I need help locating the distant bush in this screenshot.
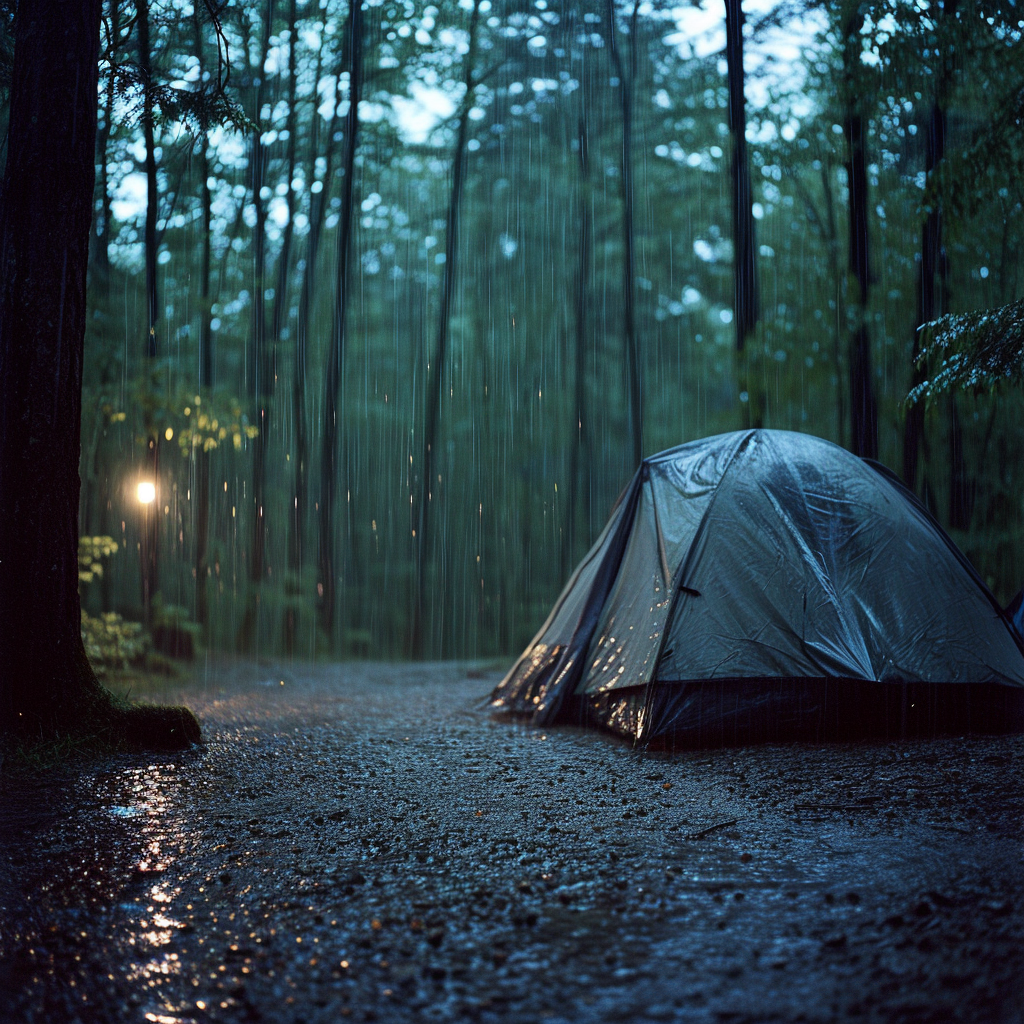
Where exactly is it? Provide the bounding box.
[151,598,202,661]
[78,535,153,674]
[81,610,149,676]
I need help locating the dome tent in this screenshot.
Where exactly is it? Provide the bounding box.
[490,430,1024,746]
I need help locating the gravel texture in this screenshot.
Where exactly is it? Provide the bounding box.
[2,659,1024,1023]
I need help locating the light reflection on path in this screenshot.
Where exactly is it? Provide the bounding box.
[103,764,197,1024]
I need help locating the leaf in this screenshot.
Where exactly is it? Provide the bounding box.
[907,297,1024,403]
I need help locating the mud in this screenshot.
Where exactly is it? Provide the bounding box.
[2,660,1024,1023]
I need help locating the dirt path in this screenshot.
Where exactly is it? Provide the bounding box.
[3,660,1024,1023]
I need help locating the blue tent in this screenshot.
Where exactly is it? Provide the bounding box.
[491,430,1024,746]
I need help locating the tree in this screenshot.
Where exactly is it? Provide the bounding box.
[724,0,760,427]
[238,2,273,652]
[193,6,215,632]
[566,106,592,578]
[287,28,343,652]
[410,0,482,658]
[604,0,643,468]
[0,0,199,749]
[135,0,163,624]
[318,0,363,639]
[842,3,878,460]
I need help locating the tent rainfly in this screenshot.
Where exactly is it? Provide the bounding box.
[490,430,1024,746]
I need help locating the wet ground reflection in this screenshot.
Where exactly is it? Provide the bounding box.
[0,758,200,1022]
[4,662,1024,1023]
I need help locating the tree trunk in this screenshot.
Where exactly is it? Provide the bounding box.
[270,0,298,359]
[411,0,481,658]
[92,0,120,287]
[270,0,299,651]
[566,111,591,579]
[725,0,760,427]
[238,3,273,653]
[194,9,213,632]
[844,8,877,460]
[604,0,643,468]
[136,0,160,622]
[0,0,198,748]
[948,396,973,529]
[903,0,957,493]
[286,24,338,652]
[819,156,846,449]
[318,0,363,640]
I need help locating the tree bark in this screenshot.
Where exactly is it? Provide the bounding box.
[0,0,198,747]
[318,0,363,640]
[410,0,481,658]
[604,0,643,468]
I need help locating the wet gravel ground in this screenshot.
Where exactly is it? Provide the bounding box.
[2,660,1024,1024]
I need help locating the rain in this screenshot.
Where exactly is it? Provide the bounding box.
[2,0,1024,1021]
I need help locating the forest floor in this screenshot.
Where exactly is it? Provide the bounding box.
[2,659,1024,1024]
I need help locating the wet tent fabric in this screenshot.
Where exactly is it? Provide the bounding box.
[490,430,1024,745]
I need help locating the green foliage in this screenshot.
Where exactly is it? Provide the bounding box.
[78,535,118,583]
[173,390,258,454]
[150,597,202,660]
[81,611,149,676]
[908,298,1024,402]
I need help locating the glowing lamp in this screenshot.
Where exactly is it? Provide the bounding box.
[137,481,156,505]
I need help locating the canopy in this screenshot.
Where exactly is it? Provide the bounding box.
[490,430,1024,745]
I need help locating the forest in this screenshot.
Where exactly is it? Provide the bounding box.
[8,0,1023,666]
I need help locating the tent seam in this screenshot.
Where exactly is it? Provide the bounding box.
[639,429,757,740]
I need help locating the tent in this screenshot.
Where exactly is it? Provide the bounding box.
[490,430,1024,746]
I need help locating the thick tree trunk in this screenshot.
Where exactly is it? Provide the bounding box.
[604,0,643,468]
[318,0,363,640]
[0,0,198,748]
[844,9,877,461]
[410,0,480,658]
[725,0,760,427]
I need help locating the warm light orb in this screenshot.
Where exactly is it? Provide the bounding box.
[137,481,156,505]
